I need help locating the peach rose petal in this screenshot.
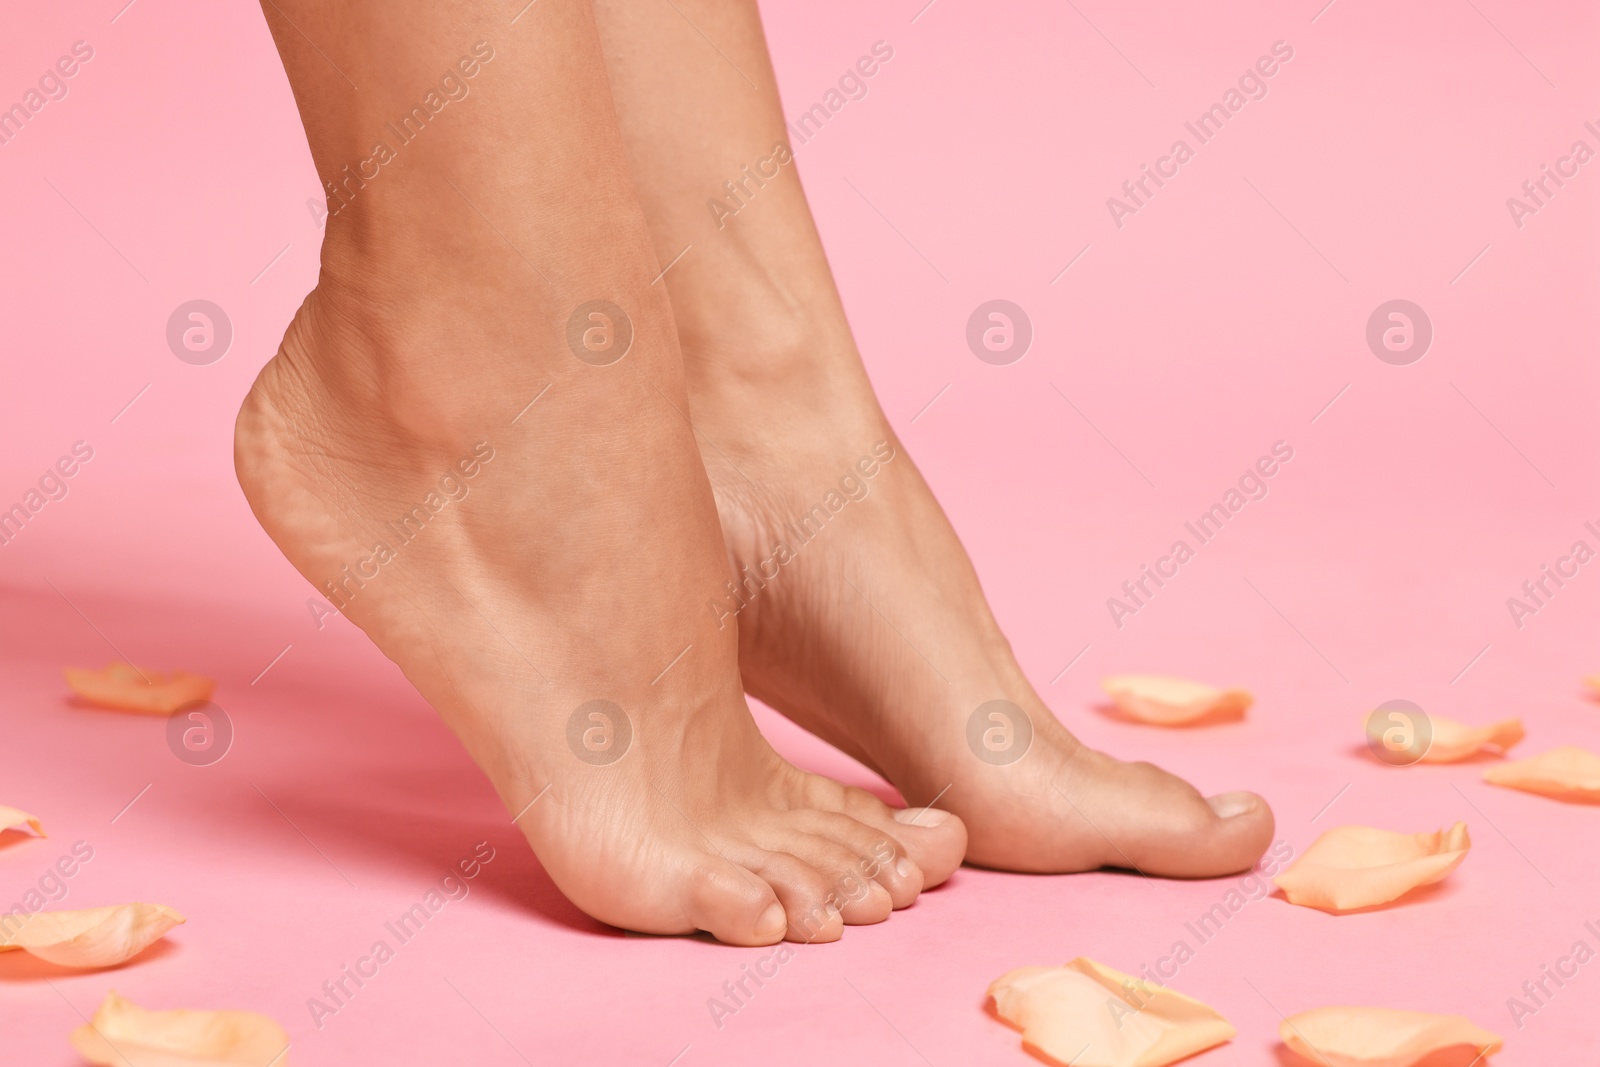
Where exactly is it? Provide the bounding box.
[1484,745,1600,803]
[1416,716,1525,763]
[1100,675,1252,725]
[1280,1005,1502,1067]
[65,663,215,715]
[71,990,290,1067]
[1274,824,1470,913]
[0,805,45,837]
[988,957,1235,1067]
[0,903,184,967]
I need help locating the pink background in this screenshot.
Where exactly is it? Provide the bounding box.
[2,0,1597,1063]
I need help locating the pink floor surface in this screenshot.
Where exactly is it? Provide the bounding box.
[2,0,1597,1063]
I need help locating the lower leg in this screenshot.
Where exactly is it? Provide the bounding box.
[240,0,962,943]
[592,0,1274,875]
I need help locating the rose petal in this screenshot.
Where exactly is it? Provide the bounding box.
[0,805,45,837]
[1414,716,1524,763]
[988,957,1235,1067]
[1274,824,1470,912]
[71,990,290,1067]
[1484,745,1600,803]
[65,663,215,715]
[0,903,184,967]
[1280,1005,1502,1067]
[1100,675,1252,725]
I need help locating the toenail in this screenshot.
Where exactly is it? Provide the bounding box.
[1207,792,1258,819]
[755,902,787,941]
[893,805,951,827]
[894,857,916,881]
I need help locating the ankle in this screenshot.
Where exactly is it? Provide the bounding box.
[264,272,512,454]
[677,294,883,431]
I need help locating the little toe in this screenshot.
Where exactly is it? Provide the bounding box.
[743,849,846,943]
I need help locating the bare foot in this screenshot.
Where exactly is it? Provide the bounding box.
[234,250,964,943]
[572,0,1270,878]
[683,336,1274,877]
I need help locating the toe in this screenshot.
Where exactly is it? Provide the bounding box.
[1117,765,1275,878]
[791,810,924,909]
[743,849,846,943]
[772,833,894,926]
[682,858,789,947]
[829,786,966,890]
[887,805,967,889]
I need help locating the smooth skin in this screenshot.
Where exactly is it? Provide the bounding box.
[590,0,1275,875]
[238,0,964,946]
[237,0,1272,949]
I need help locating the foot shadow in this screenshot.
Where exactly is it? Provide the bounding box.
[177,760,602,939]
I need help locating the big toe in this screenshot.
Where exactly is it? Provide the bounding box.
[1117,769,1275,878]
[887,805,967,888]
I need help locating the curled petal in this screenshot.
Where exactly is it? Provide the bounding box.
[1484,745,1600,803]
[1280,1005,1502,1067]
[65,663,214,715]
[1274,824,1470,912]
[71,990,290,1067]
[1100,675,1252,726]
[0,903,184,967]
[1416,716,1524,763]
[989,957,1235,1067]
[0,805,44,837]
